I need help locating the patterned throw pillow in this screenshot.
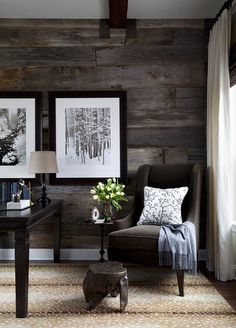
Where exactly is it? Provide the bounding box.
[137,186,188,226]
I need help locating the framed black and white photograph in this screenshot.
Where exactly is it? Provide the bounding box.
[0,92,41,180]
[49,91,127,184]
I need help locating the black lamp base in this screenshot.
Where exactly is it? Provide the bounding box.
[38,194,51,206]
[38,176,51,206]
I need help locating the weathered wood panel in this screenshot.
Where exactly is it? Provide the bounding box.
[128,87,175,99]
[96,46,204,66]
[0,29,95,46]
[164,148,188,164]
[0,47,96,67]
[128,127,205,147]
[127,107,204,128]
[110,28,126,38]
[0,19,100,29]
[128,147,163,172]
[128,95,175,111]
[176,87,205,98]
[126,28,174,46]
[187,148,206,163]
[0,18,208,250]
[137,20,205,29]
[175,98,204,109]
[0,29,125,48]
[164,147,205,164]
[174,29,205,45]
[0,64,205,90]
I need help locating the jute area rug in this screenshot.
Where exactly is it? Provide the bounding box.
[0,263,235,328]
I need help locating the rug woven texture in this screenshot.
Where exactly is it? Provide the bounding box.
[0,263,235,328]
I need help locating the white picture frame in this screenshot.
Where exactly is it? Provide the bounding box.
[49,91,127,184]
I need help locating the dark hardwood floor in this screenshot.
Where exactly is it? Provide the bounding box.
[199,262,236,311]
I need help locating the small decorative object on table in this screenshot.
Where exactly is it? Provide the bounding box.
[7,179,32,210]
[91,207,100,221]
[91,178,128,222]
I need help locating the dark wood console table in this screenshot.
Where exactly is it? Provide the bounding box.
[0,199,62,318]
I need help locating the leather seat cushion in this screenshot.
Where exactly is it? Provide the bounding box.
[108,225,161,251]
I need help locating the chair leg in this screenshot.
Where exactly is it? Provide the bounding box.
[176,270,184,296]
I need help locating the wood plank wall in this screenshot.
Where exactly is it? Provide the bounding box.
[0,18,208,250]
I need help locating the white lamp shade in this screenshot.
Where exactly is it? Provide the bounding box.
[28,151,59,174]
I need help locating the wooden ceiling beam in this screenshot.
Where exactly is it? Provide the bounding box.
[109,0,128,28]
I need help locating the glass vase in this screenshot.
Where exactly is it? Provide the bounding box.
[102,201,117,221]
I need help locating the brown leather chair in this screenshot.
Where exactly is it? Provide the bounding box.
[107,164,203,296]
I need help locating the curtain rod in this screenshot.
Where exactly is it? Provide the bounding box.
[211,0,234,29]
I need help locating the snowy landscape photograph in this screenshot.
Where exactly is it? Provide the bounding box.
[0,107,26,166]
[49,91,127,183]
[0,93,39,179]
[65,107,111,166]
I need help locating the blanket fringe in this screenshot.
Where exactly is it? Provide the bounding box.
[158,221,197,275]
[159,252,197,274]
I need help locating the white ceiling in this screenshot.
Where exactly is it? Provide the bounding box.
[0,0,224,19]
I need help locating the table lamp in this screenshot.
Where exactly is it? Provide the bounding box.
[28,151,59,205]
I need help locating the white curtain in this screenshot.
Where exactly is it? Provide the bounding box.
[207,4,235,281]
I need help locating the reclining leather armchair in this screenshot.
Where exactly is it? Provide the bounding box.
[108,164,203,296]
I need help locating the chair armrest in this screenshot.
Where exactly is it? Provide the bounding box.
[186,164,203,250]
[113,211,136,230]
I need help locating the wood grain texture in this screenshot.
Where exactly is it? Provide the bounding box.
[128,147,163,172]
[128,127,205,147]
[96,46,204,66]
[0,19,100,29]
[0,47,96,67]
[127,107,204,128]
[164,148,188,164]
[0,63,205,90]
[0,23,125,48]
[174,29,205,45]
[126,28,174,46]
[137,19,205,29]
[0,18,208,249]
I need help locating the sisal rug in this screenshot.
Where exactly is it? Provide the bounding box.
[0,263,235,328]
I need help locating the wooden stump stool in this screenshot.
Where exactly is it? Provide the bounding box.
[83,261,128,312]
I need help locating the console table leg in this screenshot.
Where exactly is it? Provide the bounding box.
[15,230,29,318]
[53,210,61,263]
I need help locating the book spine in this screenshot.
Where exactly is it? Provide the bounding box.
[23,185,30,199]
[6,182,11,202]
[2,182,5,203]
[11,182,17,194]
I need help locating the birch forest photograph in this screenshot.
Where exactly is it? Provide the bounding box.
[65,107,111,165]
[0,107,26,166]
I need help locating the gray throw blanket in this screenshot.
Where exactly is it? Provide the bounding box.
[158,221,197,275]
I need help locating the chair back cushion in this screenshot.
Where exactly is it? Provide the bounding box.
[133,164,196,225]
